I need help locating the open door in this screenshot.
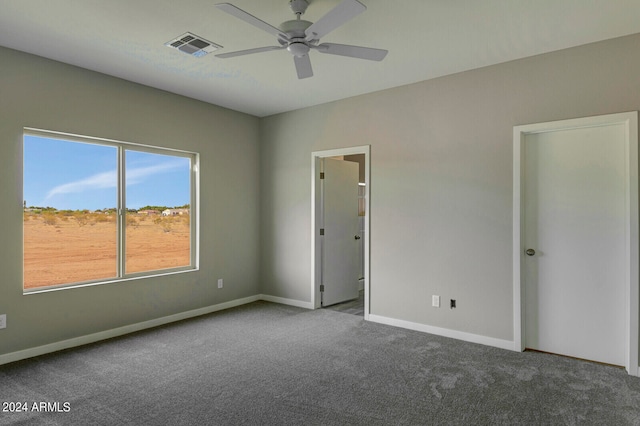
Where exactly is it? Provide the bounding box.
[320,158,360,306]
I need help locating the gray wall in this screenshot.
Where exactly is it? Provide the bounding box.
[3,32,640,360]
[0,46,261,355]
[259,33,640,343]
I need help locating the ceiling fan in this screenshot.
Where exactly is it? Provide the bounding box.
[215,0,388,79]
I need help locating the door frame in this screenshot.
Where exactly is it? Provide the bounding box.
[311,146,370,318]
[513,111,639,376]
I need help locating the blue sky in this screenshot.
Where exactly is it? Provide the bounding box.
[24,135,191,211]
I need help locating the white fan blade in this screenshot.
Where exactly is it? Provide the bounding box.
[216,45,285,58]
[314,43,388,61]
[293,55,313,79]
[305,0,366,41]
[216,3,286,39]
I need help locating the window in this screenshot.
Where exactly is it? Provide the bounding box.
[23,129,198,292]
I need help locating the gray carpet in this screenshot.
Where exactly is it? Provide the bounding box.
[1,301,640,425]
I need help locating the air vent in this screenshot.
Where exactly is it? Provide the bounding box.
[165,32,222,58]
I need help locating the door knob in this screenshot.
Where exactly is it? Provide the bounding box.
[354,235,361,240]
[525,248,536,256]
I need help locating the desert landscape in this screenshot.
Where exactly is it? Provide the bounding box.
[23,210,190,289]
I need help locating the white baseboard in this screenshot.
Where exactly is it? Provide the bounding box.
[259,294,314,310]
[367,314,514,351]
[0,295,260,366]
[0,295,523,367]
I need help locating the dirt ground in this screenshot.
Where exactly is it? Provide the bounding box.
[23,213,190,289]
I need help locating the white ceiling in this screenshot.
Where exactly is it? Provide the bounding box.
[2,0,640,117]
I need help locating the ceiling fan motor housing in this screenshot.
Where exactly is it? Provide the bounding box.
[279,19,312,38]
[280,19,313,56]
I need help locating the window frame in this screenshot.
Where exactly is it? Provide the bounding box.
[23,127,200,294]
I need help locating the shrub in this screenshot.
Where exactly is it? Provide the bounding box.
[75,214,88,227]
[94,213,112,223]
[127,215,139,229]
[43,212,58,226]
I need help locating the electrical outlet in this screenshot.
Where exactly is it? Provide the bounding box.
[432,295,440,308]
[217,279,223,289]
[450,299,456,309]
[0,314,6,329]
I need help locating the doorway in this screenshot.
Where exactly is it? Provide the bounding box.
[312,146,370,319]
[513,112,639,376]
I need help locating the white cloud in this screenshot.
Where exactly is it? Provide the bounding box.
[45,170,116,200]
[126,160,186,185]
[44,160,186,201]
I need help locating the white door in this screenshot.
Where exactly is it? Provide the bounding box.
[523,124,626,365]
[321,158,360,306]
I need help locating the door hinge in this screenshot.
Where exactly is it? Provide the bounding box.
[320,172,325,180]
[320,284,325,292]
[319,228,325,236]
